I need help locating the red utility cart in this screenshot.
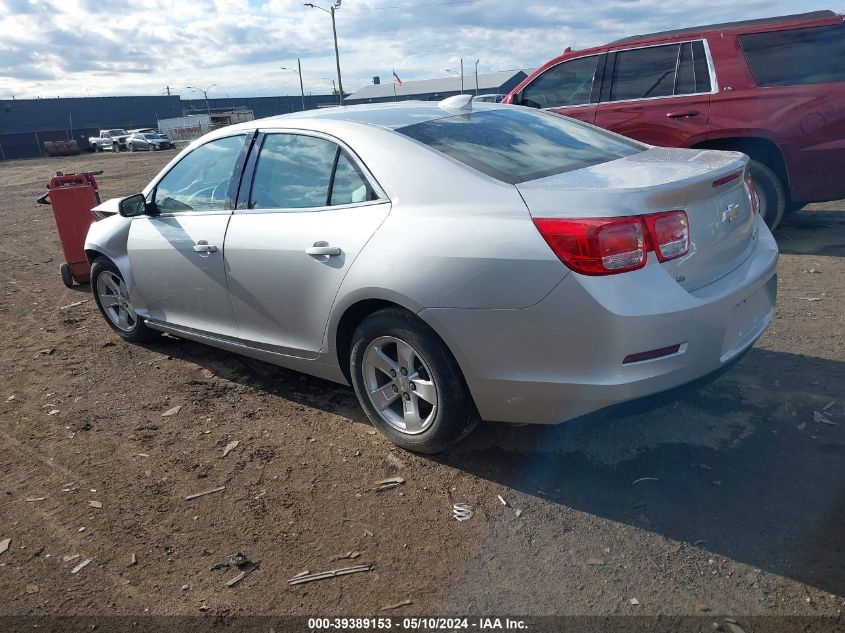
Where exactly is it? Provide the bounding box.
[37,171,102,287]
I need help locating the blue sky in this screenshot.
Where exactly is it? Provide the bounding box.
[0,0,838,99]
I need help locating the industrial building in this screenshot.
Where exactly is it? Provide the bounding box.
[0,94,337,160]
[343,70,527,105]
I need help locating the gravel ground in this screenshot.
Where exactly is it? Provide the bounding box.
[0,151,842,622]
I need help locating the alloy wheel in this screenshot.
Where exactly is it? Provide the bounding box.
[362,336,438,434]
[96,271,137,332]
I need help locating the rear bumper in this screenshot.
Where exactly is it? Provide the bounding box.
[420,214,778,424]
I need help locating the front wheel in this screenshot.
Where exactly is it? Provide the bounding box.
[350,308,480,453]
[128,143,135,152]
[91,257,160,343]
[748,160,786,231]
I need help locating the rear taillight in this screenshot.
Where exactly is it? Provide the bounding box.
[533,210,690,276]
[744,170,758,215]
[532,217,647,275]
[643,210,690,263]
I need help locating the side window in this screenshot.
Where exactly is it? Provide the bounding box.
[154,135,245,213]
[675,42,696,95]
[738,24,845,86]
[692,41,712,93]
[522,55,599,109]
[609,44,680,102]
[249,134,337,209]
[330,151,375,205]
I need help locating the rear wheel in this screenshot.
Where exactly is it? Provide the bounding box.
[350,308,480,453]
[91,257,159,343]
[748,159,785,230]
[128,143,135,152]
[112,142,120,152]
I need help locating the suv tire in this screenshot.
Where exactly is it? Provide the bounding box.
[749,159,785,230]
[350,308,480,453]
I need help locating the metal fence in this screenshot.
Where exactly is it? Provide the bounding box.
[0,128,97,160]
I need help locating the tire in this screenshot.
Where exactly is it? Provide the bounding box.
[94,144,102,153]
[113,143,120,153]
[128,143,135,152]
[350,308,480,453]
[59,263,74,288]
[90,257,160,343]
[748,159,785,230]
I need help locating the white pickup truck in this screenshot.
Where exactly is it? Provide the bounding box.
[89,129,130,152]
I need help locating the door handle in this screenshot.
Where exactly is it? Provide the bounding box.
[305,242,341,257]
[666,110,700,119]
[193,240,218,253]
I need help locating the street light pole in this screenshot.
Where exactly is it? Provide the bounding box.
[460,58,464,94]
[187,84,217,114]
[474,59,479,95]
[305,2,344,106]
[281,62,307,111]
[297,58,306,110]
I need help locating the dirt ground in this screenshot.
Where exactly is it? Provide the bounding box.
[0,151,842,623]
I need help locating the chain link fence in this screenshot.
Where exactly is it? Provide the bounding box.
[0,128,97,160]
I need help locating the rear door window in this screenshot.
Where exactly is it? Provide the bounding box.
[738,24,845,86]
[248,133,377,210]
[609,44,680,101]
[521,55,599,109]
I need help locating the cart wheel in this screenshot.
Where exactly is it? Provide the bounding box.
[60,263,74,288]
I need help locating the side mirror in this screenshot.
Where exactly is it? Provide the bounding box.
[118,193,147,218]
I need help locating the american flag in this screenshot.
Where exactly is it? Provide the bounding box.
[392,70,403,86]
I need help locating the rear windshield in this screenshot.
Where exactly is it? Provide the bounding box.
[739,24,845,87]
[396,108,643,184]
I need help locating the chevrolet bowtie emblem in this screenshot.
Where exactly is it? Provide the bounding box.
[722,203,741,223]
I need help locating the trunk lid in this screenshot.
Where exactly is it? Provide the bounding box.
[516,147,757,290]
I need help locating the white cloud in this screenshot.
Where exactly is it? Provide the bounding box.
[0,0,835,99]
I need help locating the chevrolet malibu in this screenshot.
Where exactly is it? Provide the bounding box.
[85,96,778,453]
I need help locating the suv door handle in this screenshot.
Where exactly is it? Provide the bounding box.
[193,240,218,253]
[305,242,341,257]
[666,110,700,119]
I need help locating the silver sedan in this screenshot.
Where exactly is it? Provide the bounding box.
[85,96,778,453]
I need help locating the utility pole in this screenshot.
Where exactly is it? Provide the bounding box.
[474,59,479,95]
[165,85,171,96]
[305,2,344,105]
[460,58,464,94]
[297,58,306,110]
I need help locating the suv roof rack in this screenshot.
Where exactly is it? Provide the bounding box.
[608,10,837,45]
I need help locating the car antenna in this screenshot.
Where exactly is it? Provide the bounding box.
[439,94,473,111]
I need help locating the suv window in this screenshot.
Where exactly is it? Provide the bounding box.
[609,44,680,101]
[521,55,599,109]
[738,24,845,86]
[154,135,245,213]
[396,108,643,185]
[249,134,377,210]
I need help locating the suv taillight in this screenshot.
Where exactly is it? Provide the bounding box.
[533,211,690,276]
[744,170,758,215]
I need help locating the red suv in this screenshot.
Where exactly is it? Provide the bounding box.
[505,10,845,229]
